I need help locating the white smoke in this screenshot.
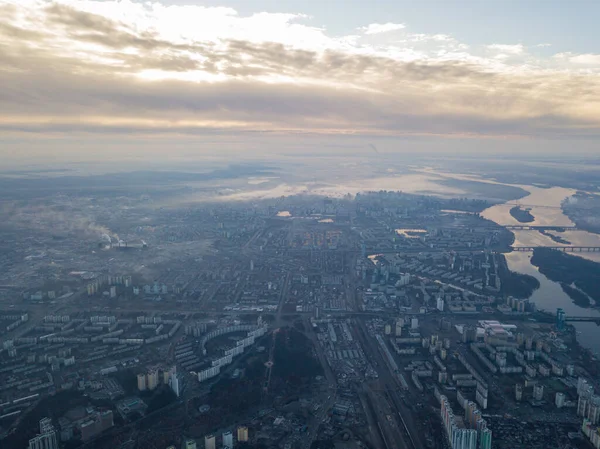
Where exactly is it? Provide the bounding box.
[0,202,119,241]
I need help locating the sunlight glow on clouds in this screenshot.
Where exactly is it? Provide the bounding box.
[0,0,599,142]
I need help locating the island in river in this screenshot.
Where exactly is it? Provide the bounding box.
[509,205,535,223]
[538,229,571,245]
[531,248,600,307]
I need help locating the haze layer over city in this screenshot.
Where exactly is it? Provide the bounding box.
[1,1,600,449]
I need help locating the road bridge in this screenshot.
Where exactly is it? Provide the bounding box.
[511,203,592,211]
[565,316,600,324]
[512,204,562,210]
[511,246,600,252]
[505,225,577,231]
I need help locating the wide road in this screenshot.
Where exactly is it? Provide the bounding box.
[275,272,291,326]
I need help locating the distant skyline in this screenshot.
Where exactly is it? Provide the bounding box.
[0,0,599,164]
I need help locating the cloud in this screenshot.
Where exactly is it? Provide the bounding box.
[360,22,406,35]
[0,0,599,145]
[554,52,600,66]
[486,44,525,55]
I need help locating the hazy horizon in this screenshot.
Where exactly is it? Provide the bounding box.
[1,0,600,165]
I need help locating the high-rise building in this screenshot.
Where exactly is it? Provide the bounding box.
[137,373,147,391]
[464,402,476,428]
[100,410,113,430]
[28,432,58,449]
[582,418,600,449]
[438,371,448,384]
[395,318,403,336]
[411,318,419,330]
[222,431,233,448]
[578,377,590,395]
[28,418,58,449]
[163,365,176,384]
[555,392,565,408]
[451,428,477,449]
[169,373,180,397]
[40,418,53,434]
[80,410,114,441]
[515,384,523,402]
[205,434,216,449]
[533,384,544,401]
[147,370,159,390]
[237,426,249,442]
[479,428,492,449]
[186,439,197,449]
[437,297,445,312]
[475,390,488,410]
[462,326,477,343]
[80,420,96,441]
[516,333,524,346]
[579,396,590,417]
[441,395,490,449]
[556,308,566,330]
[582,395,600,425]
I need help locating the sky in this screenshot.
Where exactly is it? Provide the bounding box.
[0,0,599,165]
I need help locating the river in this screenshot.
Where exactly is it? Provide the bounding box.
[481,185,600,354]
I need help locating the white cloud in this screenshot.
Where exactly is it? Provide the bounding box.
[563,53,600,66]
[0,0,599,141]
[553,52,600,68]
[360,22,406,35]
[408,33,453,43]
[487,44,525,55]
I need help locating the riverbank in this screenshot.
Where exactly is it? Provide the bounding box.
[562,192,600,234]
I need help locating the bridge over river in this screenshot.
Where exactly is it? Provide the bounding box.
[511,246,600,252]
[557,308,600,326]
[566,316,600,324]
[505,225,578,231]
